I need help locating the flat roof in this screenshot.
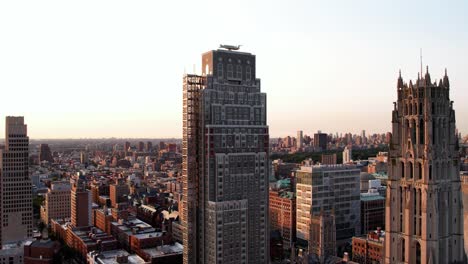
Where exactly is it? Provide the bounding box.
[93,249,146,264]
[132,232,163,239]
[360,194,385,202]
[141,243,183,258]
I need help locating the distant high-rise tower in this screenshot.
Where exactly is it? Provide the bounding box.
[314,132,328,150]
[385,68,465,263]
[297,130,303,149]
[145,141,153,152]
[0,116,33,247]
[124,141,131,152]
[182,47,269,264]
[70,174,91,228]
[343,146,352,164]
[39,143,53,163]
[138,141,144,152]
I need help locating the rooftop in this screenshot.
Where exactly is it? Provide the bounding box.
[141,242,183,258]
[132,231,163,239]
[90,249,146,264]
[360,193,385,202]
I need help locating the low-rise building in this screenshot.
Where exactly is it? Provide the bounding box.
[87,249,147,264]
[269,190,296,249]
[360,191,385,235]
[40,181,71,226]
[139,242,183,264]
[352,228,384,264]
[23,239,60,264]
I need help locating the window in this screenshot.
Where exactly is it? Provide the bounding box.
[401,238,405,262]
[236,65,242,79]
[217,63,223,78]
[419,119,425,144]
[415,242,421,264]
[429,165,432,180]
[246,66,251,80]
[409,162,413,179]
[418,163,422,180]
[400,162,405,179]
[227,64,233,79]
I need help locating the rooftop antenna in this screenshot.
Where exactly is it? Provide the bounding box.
[420,48,423,78]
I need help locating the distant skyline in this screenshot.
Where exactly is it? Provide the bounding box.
[1,0,467,138]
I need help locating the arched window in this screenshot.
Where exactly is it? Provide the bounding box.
[399,187,403,212]
[236,65,242,79]
[399,187,404,232]
[419,119,425,144]
[400,162,405,179]
[246,66,251,81]
[413,188,417,236]
[217,63,223,78]
[418,163,422,180]
[419,102,423,115]
[409,162,413,179]
[227,64,233,79]
[415,242,421,264]
[401,238,406,262]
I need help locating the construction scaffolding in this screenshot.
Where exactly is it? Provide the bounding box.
[182,74,205,264]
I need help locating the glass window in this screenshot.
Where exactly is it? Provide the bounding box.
[246,66,251,80]
[227,64,233,79]
[217,63,223,78]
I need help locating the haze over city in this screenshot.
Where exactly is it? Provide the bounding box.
[1,0,467,138]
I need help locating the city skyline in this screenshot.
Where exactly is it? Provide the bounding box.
[1,1,468,138]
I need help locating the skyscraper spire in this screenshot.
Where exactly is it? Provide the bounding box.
[420,48,423,78]
[397,69,403,89]
[425,65,431,85]
[443,68,450,88]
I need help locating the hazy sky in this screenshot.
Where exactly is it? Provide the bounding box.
[1,0,467,139]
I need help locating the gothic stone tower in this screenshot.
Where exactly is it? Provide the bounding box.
[385,67,465,263]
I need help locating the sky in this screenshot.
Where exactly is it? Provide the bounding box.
[0,0,467,139]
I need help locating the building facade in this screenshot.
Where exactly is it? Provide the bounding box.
[308,213,336,262]
[313,132,328,150]
[40,181,71,225]
[38,144,53,163]
[109,180,129,208]
[296,165,360,253]
[0,116,33,247]
[321,153,337,165]
[353,229,384,264]
[360,192,385,235]
[343,146,352,164]
[71,177,92,228]
[384,68,465,263]
[269,190,296,250]
[297,130,303,149]
[182,47,269,264]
